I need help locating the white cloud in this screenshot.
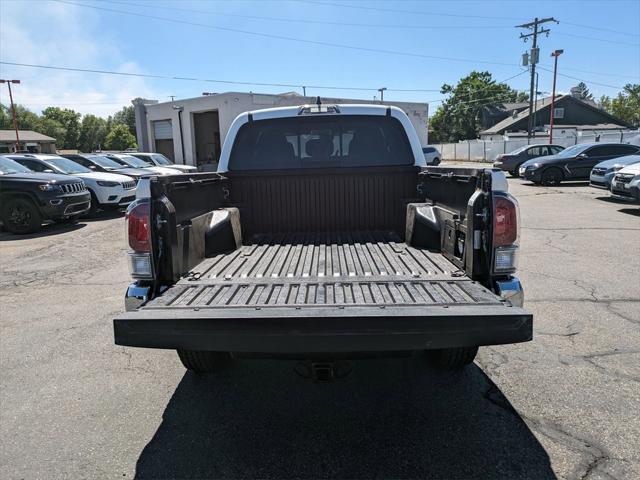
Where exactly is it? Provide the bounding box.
[0,0,162,117]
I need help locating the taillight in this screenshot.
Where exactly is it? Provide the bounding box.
[493,193,519,273]
[126,200,150,251]
[125,200,153,279]
[493,195,518,246]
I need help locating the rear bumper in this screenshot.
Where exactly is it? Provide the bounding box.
[115,281,532,353]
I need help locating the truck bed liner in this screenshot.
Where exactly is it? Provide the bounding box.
[148,231,499,309]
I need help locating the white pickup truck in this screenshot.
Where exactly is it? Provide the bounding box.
[115,103,531,379]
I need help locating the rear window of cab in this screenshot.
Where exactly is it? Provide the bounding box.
[229,115,414,170]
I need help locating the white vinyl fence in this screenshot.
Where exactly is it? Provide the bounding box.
[435,130,640,163]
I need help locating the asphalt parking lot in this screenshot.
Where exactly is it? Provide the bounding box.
[1,175,639,479]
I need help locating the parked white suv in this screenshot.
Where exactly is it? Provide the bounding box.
[422,146,441,165]
[130,152,197,173]
[10,154,137,213]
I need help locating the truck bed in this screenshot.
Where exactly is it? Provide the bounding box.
[115,232,532,353]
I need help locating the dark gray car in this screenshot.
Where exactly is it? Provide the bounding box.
[493,144,565,176]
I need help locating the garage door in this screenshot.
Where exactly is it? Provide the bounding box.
[153,120,173,140]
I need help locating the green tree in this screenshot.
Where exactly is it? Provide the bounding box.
[112,105,136,136]
[0,104,42,131]
[36,117,66,143]
[572,82,594,101]
[79,114,108,152]
[609,84,640,128]
[41,107,81,149]
[598,95,611,112]
[429,71,528,143]
[104,124,137,150]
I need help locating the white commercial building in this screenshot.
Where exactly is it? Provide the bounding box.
[133,92,429,168]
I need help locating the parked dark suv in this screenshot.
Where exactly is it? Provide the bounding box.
[493,144,565,177]
[520,143,640,186]
[0,156,90,233]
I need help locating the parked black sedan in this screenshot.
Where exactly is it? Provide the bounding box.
[493,144,564,177]
[519,142,640,186]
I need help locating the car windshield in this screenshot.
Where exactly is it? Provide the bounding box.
[150,154,173,165]
[557,144,590,158]
[44,157,92,174]
[0,157,33,174]
[117,155,152,168]
[87,155,126,170]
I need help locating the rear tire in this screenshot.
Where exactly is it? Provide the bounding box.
[177,350,232,373]
[432,157,440,166]
[509,170,519,177]
[541,168,563,186]
[2,197,43,234]
[427,347,478,370]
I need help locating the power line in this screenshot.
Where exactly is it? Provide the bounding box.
[298,0,523,21]
[427,71,530,103]
[537,64,639,80]
[429,91,529,107]
[302,1,640,38]
[536,66,624,90]
[555,32,640,47]
[0,61,445,93]
[101,0,514,30]
[562,20,640,38]
[54,0,517,67]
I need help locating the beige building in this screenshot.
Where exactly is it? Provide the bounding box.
[133,92,429,168]
[0,130,56,153]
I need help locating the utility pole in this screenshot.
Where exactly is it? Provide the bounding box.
[549,49,564,144]
[303,86,306,96]
[516,17,557,139]
[0,79,21,151]
[378,87,387,103]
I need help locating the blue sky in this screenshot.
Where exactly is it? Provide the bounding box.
[1,0,638,117]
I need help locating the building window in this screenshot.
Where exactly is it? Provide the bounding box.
[553,108,564,119]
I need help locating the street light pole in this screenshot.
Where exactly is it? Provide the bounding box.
[378,87,387,103]
[1,79,21,151]
[549,49,563,144]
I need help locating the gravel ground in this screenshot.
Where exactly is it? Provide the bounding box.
[1,176,638,479]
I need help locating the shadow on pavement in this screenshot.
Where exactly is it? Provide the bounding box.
[135,357,554,479]
[0,221,86,240]
[618,207,640,217]
[522,181,590,188]
[83,209,125,222]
